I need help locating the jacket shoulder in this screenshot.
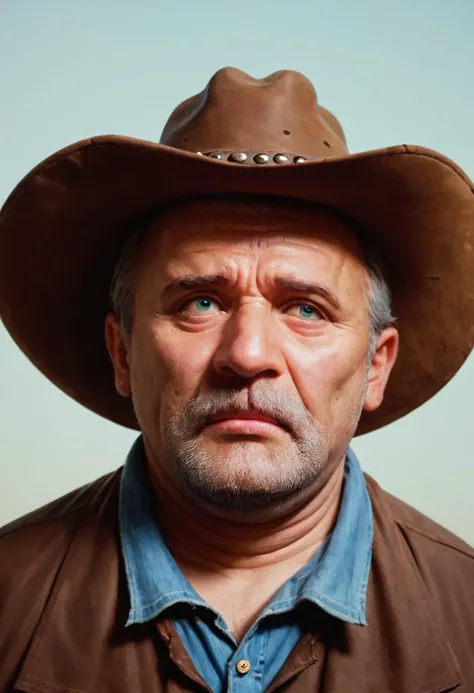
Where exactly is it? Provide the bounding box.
[365,474,474,569]
[0,469,123,589]
[365,473,474,680]
[366,472,474,644]
[0,470,122,688]
[365,473,474,558]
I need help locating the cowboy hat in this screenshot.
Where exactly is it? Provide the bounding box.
[0,67,473,435]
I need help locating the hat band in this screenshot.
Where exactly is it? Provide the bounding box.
[197,150,311,165]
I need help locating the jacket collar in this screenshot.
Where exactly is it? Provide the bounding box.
[14,470,461,693]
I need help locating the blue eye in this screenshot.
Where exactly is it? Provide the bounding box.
[196,298,212,311]
[299,304,316,318]
[180,296,220,314]
[286,303,322,320]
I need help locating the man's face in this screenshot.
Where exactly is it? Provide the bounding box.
[107,198,397,519]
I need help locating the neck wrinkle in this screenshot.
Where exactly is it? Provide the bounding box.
[146,449,345,573]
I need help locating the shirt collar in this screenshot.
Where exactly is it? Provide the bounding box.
[120,437,372,627]
[119,437,206,626]
[263,446,373,625]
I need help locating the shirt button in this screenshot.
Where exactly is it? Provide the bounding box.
[236,659,251,675]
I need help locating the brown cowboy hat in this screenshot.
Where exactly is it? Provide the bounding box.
[0,67,473,435]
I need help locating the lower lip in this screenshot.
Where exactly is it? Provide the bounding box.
[205,419,283,435]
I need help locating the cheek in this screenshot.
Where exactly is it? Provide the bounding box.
[130,320,217,424]
[285,334,367,423]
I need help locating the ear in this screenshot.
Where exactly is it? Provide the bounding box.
[363,327,399,413]
[105,313,131,397]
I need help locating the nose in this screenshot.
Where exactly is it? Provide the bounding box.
[213,302,284,380]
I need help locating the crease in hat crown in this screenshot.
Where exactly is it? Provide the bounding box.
[159,67,348,165]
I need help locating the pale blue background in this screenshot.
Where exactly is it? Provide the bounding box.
[1,0,473,542]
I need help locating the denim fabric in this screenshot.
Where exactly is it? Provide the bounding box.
[120,437,373,692]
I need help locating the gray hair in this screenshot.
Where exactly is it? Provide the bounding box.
[110,225,146,338]
[362,242,396,356]
[110,217,395,353]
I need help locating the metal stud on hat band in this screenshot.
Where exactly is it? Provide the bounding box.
[228,152,248,163]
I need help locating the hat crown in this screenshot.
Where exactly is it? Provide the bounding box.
[159,67,348,161]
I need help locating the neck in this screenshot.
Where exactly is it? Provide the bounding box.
[146,446,345,575]
[145,442,345,639]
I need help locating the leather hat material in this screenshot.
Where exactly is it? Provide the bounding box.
[0,67,473,434]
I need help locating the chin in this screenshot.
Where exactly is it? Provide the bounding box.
[165,425,329,520]
[177,453,322,522]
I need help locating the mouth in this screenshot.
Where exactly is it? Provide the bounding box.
[203,410,288,436]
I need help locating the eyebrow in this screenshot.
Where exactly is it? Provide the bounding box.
[161,274,229,299]
[161,273,342,311]
[274,277,342,311]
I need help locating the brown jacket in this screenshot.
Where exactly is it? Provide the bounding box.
[0,469,473,693]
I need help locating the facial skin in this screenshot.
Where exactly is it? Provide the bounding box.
[106,198,398,523]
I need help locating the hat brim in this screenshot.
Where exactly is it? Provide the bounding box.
[1,136,473,435]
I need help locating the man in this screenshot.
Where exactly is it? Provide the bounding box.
[0,67,473,692]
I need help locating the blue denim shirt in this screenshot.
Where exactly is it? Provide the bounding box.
[120,437,373,692]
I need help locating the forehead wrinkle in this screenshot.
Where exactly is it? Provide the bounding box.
[160,238,348,296]
[154,215,364,267]
[156,235,350,272]
[140,205,368,306]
